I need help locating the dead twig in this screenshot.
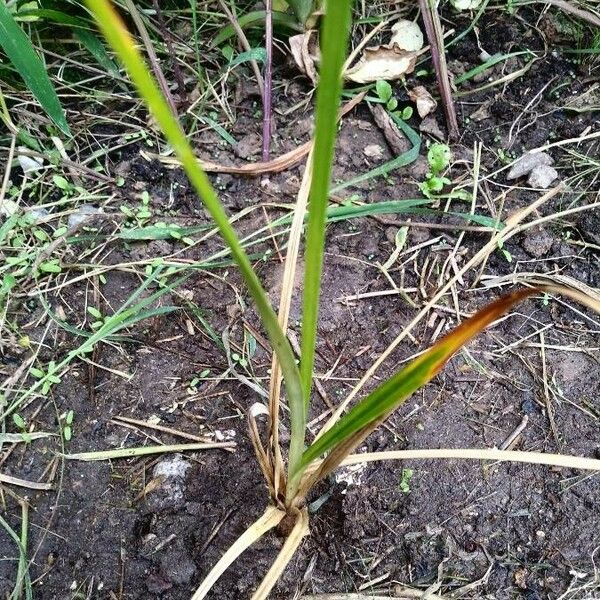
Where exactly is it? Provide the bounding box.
[419,0,459,139]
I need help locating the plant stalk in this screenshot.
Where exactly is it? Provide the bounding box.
[419,0,459,140]
[298,0,353,403]
[262,0,273,160]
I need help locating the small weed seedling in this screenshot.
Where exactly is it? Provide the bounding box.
[61,410,74,442]
[86,1,600,598]
[419,142,452,198]
[399,468,413,494]
[375,80,414,121]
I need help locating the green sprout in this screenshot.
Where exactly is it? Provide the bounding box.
[419,142,453,198]
[375,80,414,120]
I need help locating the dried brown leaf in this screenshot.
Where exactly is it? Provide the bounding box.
[408,85,438,118]
[289,31,319,86]
[345,44,416,84]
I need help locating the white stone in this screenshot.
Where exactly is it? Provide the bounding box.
[507,152,553,180]
[528,165,559,189]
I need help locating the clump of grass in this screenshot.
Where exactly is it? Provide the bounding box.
[84,1,600,597]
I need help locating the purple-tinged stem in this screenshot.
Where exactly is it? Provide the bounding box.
[262,0,273,161]
[419,0,459,140]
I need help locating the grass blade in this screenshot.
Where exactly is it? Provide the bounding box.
[299,0,354,406]
[0,473,52,490]
[63,442,233,461]
[191,507,286,600]
[211,10,302,48]
[75,29,121,78]
[0,3,70,135]
[298,288,541,470]
[250,507,309,599]
[288,0,314,24]
[339,448,600,472]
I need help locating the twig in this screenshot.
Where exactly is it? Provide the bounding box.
[419,0,459,139]
[0,473,53,490]
[527,0,600,27]
[500,415,528,450]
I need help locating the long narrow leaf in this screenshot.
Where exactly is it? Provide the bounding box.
[298,288,541,470]
[299,0,354,404]
[288,0,314,24]
[76,29,121,78]
[84,0,305,475]
[0,3,70,135]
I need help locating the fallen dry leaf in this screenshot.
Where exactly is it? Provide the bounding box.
[289,31,319,85]
[345,44,416,84]
[409,85,438,118]
[469,101,492,122]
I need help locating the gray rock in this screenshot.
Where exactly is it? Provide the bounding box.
[507,152,553,180]
[153,454,191,480]
[527,164,559,189]
[68,204,103,228]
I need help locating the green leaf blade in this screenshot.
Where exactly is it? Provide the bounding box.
[299,0,354,404]
[0,3,70,135]
[299,288,540,470]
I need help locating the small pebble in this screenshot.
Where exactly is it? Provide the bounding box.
[507,152,553,180]
[522,227,554,257]
[527,165,559,189]
[363,144,384,160]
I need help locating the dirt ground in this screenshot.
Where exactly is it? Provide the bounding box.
[1,6,599,600]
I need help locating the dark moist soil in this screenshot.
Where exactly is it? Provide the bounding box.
[2,9,599,600]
